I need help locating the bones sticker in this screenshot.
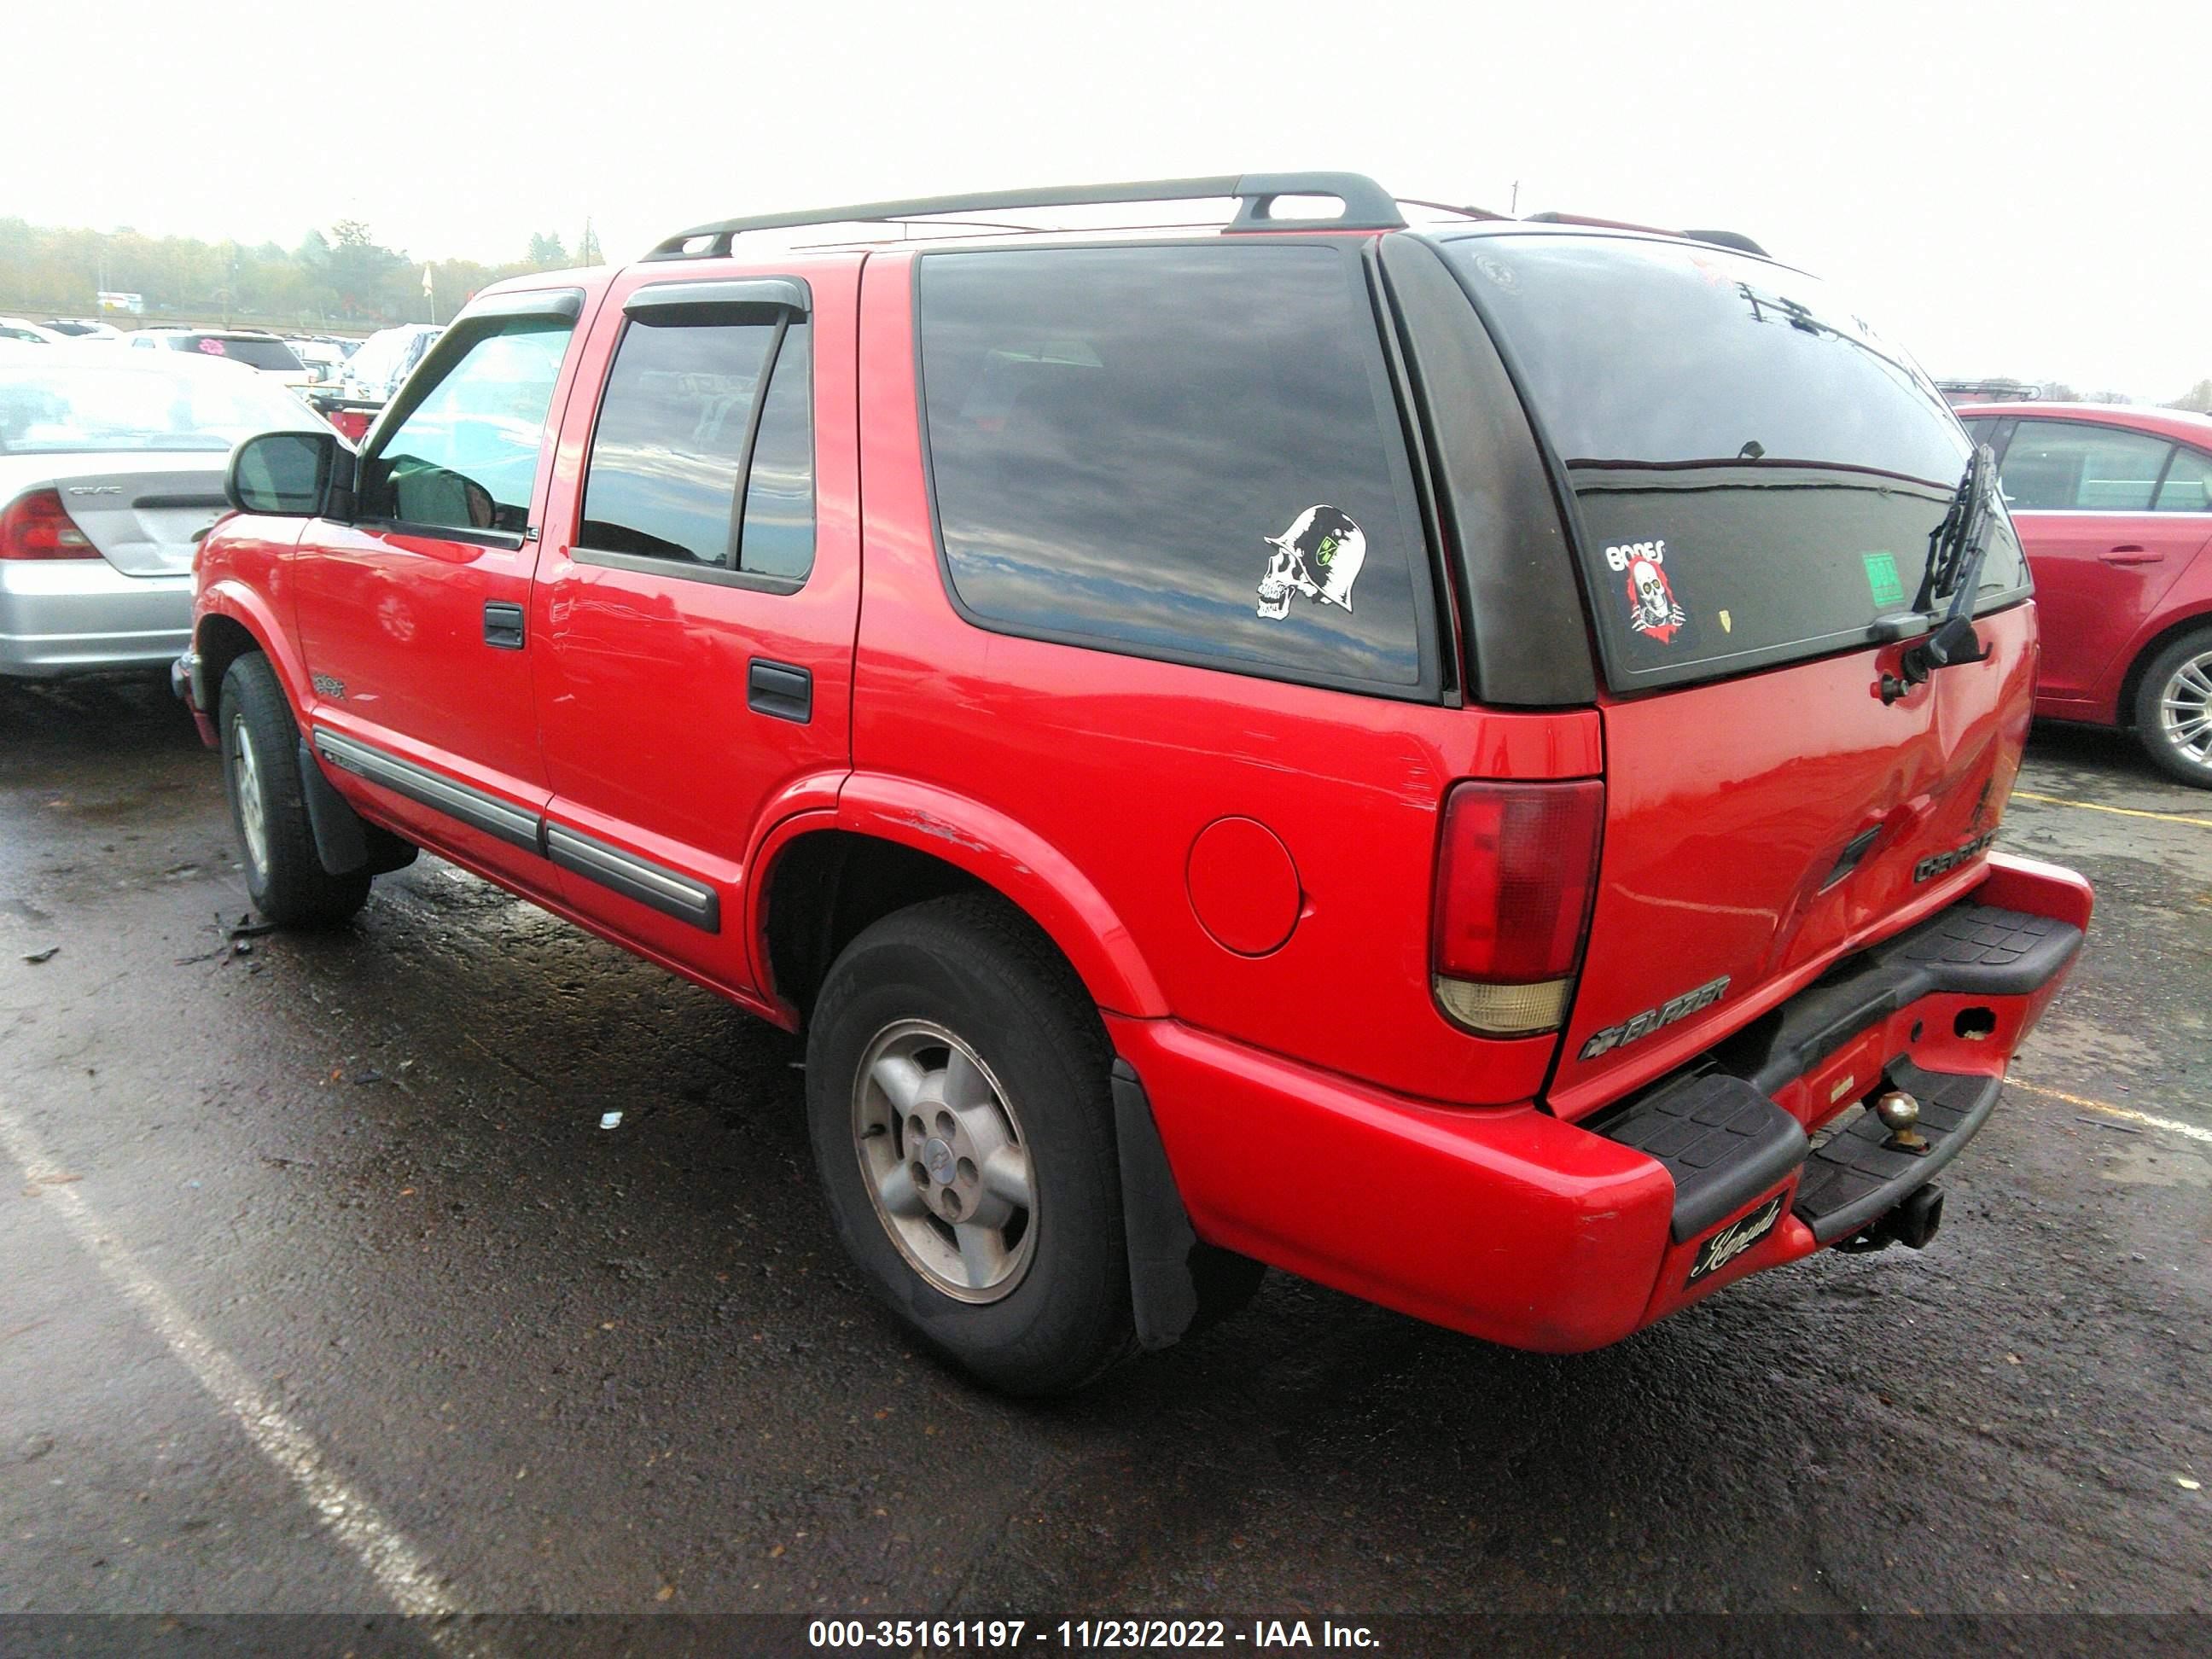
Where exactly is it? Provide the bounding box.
[1624,554,1687,643]
[1256,506,1365,620]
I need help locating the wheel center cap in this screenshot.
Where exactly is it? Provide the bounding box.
[923,1137,957,1185]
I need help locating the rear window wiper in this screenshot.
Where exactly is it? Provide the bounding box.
[1877,443,1995,703]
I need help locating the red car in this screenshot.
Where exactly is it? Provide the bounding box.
[174,174,2090,1393]
[1958,402,2212,785]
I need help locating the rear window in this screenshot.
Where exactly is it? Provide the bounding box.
[181,335,303,372]
[1438,233,2029,690]
[917,243,1432,692]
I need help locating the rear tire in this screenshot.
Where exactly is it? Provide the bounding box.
[805,894,1135,1395]
[218,654,371,928]
[2132,627,2212,789]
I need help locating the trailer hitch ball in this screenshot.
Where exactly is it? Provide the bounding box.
[1875,1088,1929,1153]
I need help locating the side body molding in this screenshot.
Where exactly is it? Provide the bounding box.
[311,728,720,933]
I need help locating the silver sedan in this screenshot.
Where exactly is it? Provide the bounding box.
[0,344,328,678]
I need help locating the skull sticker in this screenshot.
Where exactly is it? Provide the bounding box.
[1256,505,1366,620]
[1626,555,1687,643]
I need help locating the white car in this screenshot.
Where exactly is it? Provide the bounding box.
[125,329,315,390]
[288,339,352,386]
[0,343,327,678]
[340,323,443,405]
[0,317,69,346]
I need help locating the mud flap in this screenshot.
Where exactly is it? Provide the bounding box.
[296,738,416,877]
[1110,1058,1266,1349]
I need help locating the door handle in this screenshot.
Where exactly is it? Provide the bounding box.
[2099,545,2163,566]
[748,658,812,724]
[483,601,526,649]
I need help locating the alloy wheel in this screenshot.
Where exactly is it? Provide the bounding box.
[850,1019,1037,1304]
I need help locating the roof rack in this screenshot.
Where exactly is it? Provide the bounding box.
[1524,210,1769,259]
[646,172,1410,259]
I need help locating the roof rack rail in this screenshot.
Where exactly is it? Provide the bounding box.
[1524,210,1769,259]
[645,172,1408,260]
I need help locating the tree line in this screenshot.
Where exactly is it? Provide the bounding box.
[0,218,605,332]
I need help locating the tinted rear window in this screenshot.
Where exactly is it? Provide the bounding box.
[182,335,303,371]
[917,243,1431,691]
[1439,234,2029,690]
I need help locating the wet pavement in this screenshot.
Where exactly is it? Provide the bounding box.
[1,676,2206,1629]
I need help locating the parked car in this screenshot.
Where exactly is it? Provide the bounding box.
[339,323,441,405]
[288,340,351,385]
[179,173,2090,1394]
[1956,402,2212,785]
[43,318,124,342]
[0,343,325,678]
[0,317,68,345]
[127,329,314,390]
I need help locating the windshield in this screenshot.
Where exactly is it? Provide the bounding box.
[1436,232,2030,690]
[0,354,318,454]
[179,335,304,372]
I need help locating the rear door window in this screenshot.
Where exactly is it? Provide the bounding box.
[578,314,814,583]
[2000,421,2173,511]
[916,243,1432,692]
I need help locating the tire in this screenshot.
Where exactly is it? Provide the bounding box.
[805,894,1135,1395]
[2132,627,2212,789]
[218,654,372,927]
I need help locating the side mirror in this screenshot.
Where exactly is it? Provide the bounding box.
[226,428,354,518]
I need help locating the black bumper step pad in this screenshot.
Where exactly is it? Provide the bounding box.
[1791,1059,2000,1244]
[1598,1070,1807,1243]
[1718,902,2081,1098]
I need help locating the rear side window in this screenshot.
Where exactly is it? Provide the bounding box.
[2156,446,2212,512]
[579,315,814,583]
[916,244,1430,690]
[2000,421,2171,511]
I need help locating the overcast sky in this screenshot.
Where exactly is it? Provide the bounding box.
[9,0,2209,398]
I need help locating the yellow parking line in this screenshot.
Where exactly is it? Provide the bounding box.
[2005,1076,2212,1146]
[2011,790,2212,830]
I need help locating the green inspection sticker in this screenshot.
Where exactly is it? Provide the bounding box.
[1861,550,1906,608]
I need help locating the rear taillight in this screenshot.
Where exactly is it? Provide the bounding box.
[1431,779,1604,1037]
[0,490,99,561]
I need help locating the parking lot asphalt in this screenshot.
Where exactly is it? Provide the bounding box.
[1,678,2206,1631]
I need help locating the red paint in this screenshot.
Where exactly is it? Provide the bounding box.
[1965,403,2212,725]
[1106,1010,1678,1352]
[1551,605,2039,1121]
[527,256,864,992]
[1185,818,1301,957]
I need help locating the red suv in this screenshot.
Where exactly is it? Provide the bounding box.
[175,174,2091,1393]
[1956,402,2212,786]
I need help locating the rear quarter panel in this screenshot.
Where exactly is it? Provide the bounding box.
[851,247,1600,1106]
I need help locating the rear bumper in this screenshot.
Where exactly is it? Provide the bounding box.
[1117,853,2090,1353]
[0,559,191,678]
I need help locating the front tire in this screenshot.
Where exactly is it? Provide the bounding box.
[218,655,371,927]
[805,894,1135,1395]
[2133,627,2212,789]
